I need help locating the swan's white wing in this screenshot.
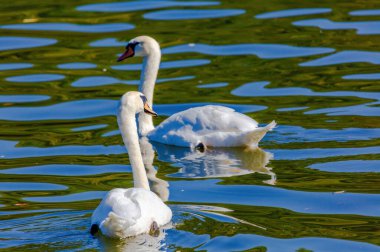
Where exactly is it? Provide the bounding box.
[91,188,172,238]
[148,105,261,147]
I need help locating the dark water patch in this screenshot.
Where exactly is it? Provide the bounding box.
[0,63,33,71]
[77,1,219,12]
[350,9,380,16]
[111,59,210,70]
[231,81,380,101]
[163,43,334,59]
[343,73,380,80]
[300,50,380,66]
[293,18,380,35]
[57,62,97,69]
[0,164,131,176]
[143,9,245,20]
[1,23,135,33]
[255,8,331,19]
[310,160,380,173]
[197,82,228,88]
[0,182,67,191]
[0,99,265,121]
[71,124,108,132]
[6,74,65,83]
[0,95,50,103]
[0,36,57,51]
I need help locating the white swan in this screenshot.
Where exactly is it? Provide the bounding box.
[117,36,276,149]
[91,91,172,238]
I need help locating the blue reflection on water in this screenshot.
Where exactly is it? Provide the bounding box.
[0,100,265,121]
[163,43,334,59]
[0,36,57,51]
[232,81,380,101]
[343,73,380,80]
[111,59,210,70]
[0,95,50,103]
[0,182,67,191]
[0,63,33,70]
[6,74,65,83]
[144,9,245,20]
[77,1,219,12]
[22,179,380,216]
[57,62,97,69]
[350,9,380,16]
[1,23,135,33]
[294,18,380,35]
[300,50,380,66]
[0,164,131,176]
[197,82,228,88]
[310,160,380,173]
[256,8,331,19]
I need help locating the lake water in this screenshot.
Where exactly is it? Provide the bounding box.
[0,0,379,251]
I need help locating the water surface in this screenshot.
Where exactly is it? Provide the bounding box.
[0,0,379,251]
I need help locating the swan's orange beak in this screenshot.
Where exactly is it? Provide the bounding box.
[144,103,158,117]
[117,44,135,62]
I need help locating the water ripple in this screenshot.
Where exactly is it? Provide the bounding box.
[343,73,380,80]
[111,59,210,70]
[0,95,50,103]
[300,50,380,66]
[310,160,380,173]
[0,182,67,191]
[163,43,334,59]
[57,62,97,69]
[0,164,131,176]
[293,18,380,35]
[1,23,135,33]
[255,8,331,19]
[0,36,57,51]
[350,9,380,16]
[77,1,219,12]
[0,63,33,71]
[197,82,229,88]
[0,100,265,121]
[231,81,380,101]
[6,74,65,83]
[195,233,380,252]
[143,9,245,20]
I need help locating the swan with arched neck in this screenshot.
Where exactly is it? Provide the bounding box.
[118,36,276,150]
[91,91,172,238]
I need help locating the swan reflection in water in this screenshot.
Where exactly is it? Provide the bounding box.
[151,141,276,185]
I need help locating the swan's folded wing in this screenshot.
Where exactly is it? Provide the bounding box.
[148,105,259,147]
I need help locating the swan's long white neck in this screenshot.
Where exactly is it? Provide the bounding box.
[138,49,161,136]
[118,108,150,190]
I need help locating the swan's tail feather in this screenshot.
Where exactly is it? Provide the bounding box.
[101,212,136,238]
[244,121,277,147]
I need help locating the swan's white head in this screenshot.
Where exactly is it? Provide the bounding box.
[120,91,157,116]
[117,35,160,62]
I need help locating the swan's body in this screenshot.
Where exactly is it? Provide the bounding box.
[148,105,276,148]
[118,36,276,149]
[91,92,172,238]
